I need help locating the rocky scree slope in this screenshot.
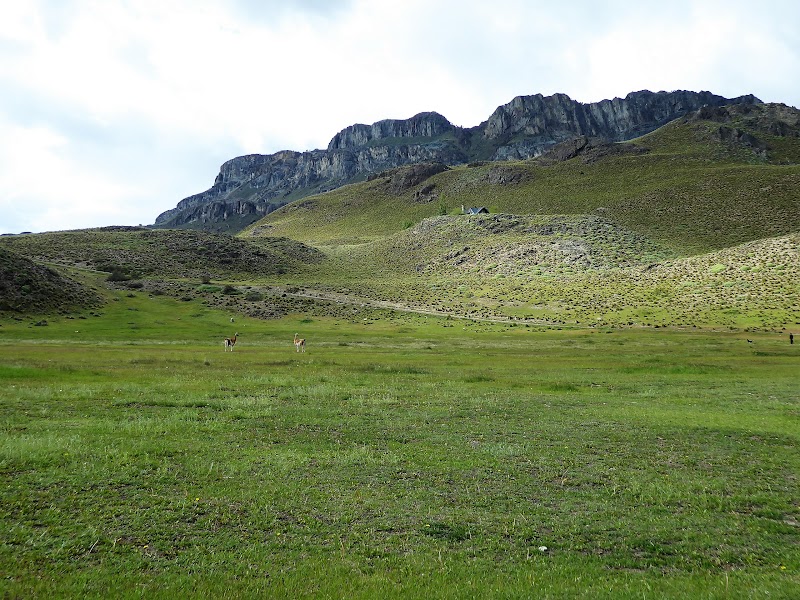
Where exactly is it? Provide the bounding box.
[154,90,759,233]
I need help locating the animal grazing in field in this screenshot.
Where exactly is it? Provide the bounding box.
[747,339,754,344]
[294,333,306,353]
[224,333,238,351]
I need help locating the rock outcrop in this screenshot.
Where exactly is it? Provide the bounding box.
[327,112,457,150]
[687,102,800,159]
[482,90,759,159]
[154,90,761,232]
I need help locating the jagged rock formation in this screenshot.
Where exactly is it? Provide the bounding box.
[687,102,800,159]
[481,90,760,159]
[328,112,456,150]
[371,162,452,195]
[154,90,761,233]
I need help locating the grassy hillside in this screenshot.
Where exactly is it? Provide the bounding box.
[275,220,798,329]
[0,247,103,315]
[229,104,800,330]
[0,227,323,281]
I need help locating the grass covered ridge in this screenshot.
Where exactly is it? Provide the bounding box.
[0,227,322,281]
[3,104,798,330]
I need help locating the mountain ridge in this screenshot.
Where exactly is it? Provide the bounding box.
[247,101,800,254]
[153,90,760,233]
[3,101,798,328]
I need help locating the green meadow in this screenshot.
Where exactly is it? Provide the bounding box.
[1,290,798,598]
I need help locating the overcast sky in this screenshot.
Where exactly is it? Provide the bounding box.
[1,0,798,234]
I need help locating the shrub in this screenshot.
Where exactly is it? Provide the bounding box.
[107,269,131,282]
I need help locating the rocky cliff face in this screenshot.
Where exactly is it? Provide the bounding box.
[482,90,760,159]
[327,112,457,150]
[153,90,760,232]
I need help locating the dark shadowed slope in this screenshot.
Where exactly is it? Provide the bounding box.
[0,246,103,314]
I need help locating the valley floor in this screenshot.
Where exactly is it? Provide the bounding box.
[1,290,798,598]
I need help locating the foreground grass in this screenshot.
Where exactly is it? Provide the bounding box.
[1,295,798,598]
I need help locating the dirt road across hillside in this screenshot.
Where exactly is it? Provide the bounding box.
[280,288,552,325]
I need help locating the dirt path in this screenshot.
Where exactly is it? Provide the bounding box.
[278,287,552,325]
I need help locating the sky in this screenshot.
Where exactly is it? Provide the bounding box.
[1,0,798,234]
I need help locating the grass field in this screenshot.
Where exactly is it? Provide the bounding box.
[1,290,798,598]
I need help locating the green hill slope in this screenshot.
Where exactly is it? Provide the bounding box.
[0,227,323,281]
[322,213,676,294]
[233,103,800,329]
[281,213,799,328]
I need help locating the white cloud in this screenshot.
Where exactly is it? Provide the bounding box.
[0,118,142,232]
[580,1,799,103]
[0,0,798,233]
